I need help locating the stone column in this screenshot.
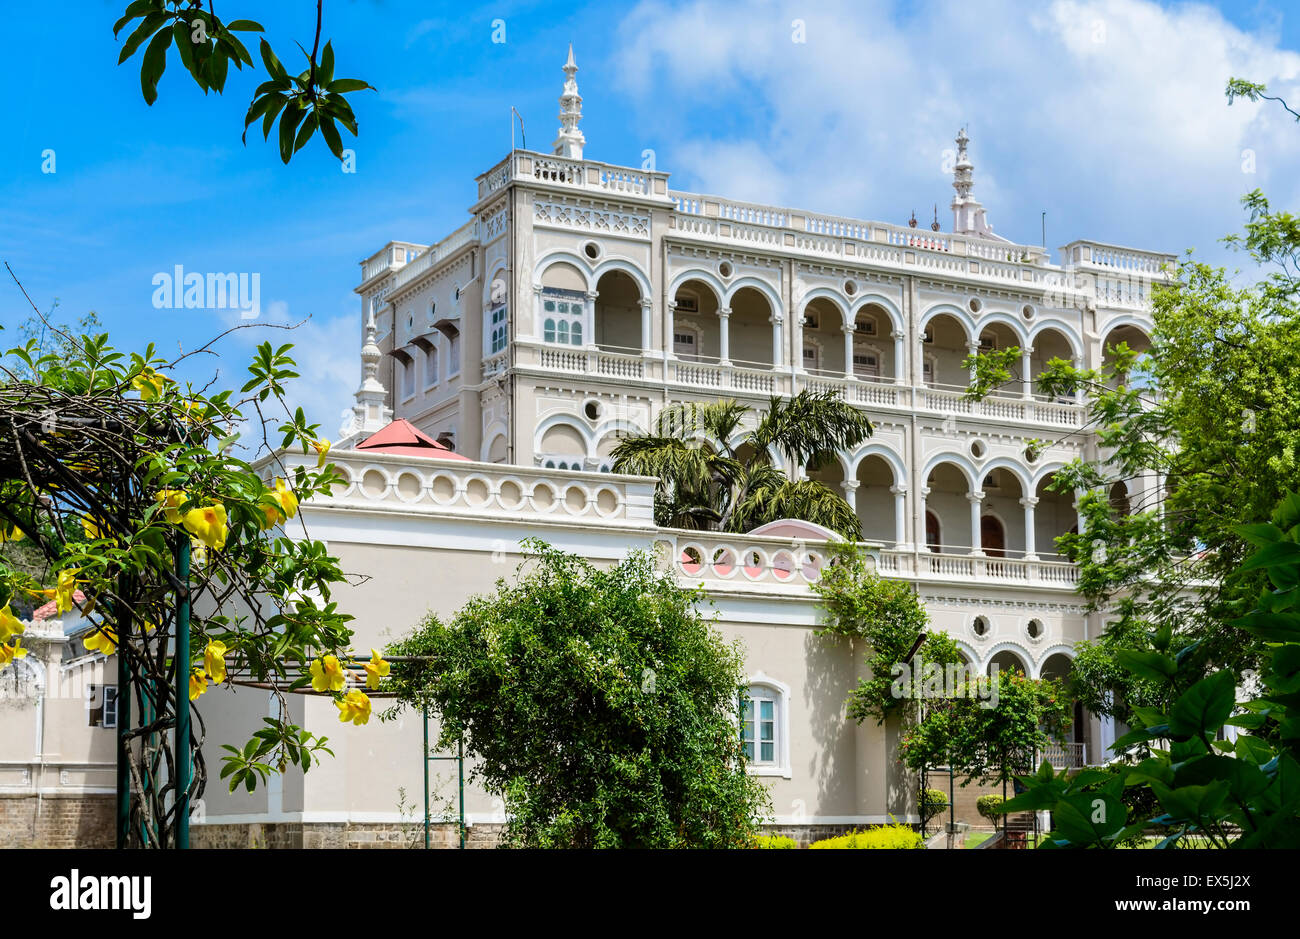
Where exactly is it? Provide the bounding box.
[584,290,599,349]
[1073,354,1085,404]
[770,315,784,369]
[916,485,931,549]
[968,490,985,556]
[1021,496,1039,560]
[1021,346,1034,399]
[843,324,855,378]
[841,479,860,515]
[793,306,805,376]
[892,330,906,385]
[967,341,981,387]
[531,285,544,341]
[665,300,677,359]
[718,307,732,366]
[639,298,653,355]
[891,485,909,549]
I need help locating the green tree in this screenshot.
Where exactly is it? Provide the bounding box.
[812,541,963,724]
[384,540,772,848]
[611,389,872,539]
[0,309,361,847]
[995,489,1300,848]
[900,670,1072,788]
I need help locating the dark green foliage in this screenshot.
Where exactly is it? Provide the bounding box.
[611,390,872,539]
[384,540,772,848]
[814,542,962,723]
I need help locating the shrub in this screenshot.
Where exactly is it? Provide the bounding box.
[751,834,798,849]
[977,794,1005,821]
[809,823,924,849]
[920,788,949,823]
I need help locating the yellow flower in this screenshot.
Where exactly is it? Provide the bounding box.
[0,638,27,671]
[182,504,228,551]
[204,640,228,684]
[336,689,372,725]
[83,624,117,657]
[190,538,208,567]
[180,400,206,425]
[0,605,23,642]
[309,654,345,693]
[363,648,390,690]
[189,668,208,701]
[54,568,80,614]
[312,438,331,467]
[81,517,110,540]
[260,478,300,530]
[155,489,188,524]
[131,366,169,401]
[0,525,24,543]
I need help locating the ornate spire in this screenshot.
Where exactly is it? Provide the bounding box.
[342,307,393,438]
[552,43,585,160]
[952,127,973,204]
[950,127,1002,239]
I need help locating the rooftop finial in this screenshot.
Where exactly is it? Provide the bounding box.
[950,126,1004,241]
[952,126,973,204]
[343,304,393,438]
[553,43,585,160]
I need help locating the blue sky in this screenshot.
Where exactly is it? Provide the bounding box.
[3,0,1299,433]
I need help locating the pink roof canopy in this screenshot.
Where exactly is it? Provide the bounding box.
[354,419,472,461]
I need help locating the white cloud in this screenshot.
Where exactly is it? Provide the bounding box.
[610,0,1300,254]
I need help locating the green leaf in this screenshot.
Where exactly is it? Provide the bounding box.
[326,78,372,93]
[1168,670,1236,738]
[1116,649,1177,683]
[1240,540,1300,572]
[319,115,344,159]
[259,38,288,81]
[318,40,335,87]
[140,26,172,106]
[226,19,264,32]
[118,12,167,64]
[293,111,319,154]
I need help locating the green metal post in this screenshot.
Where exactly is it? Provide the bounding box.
[175,538,192,849]
[949,764,955,833]
[422,706,430,849]
[115,616,131,848]
[458,736,465,849]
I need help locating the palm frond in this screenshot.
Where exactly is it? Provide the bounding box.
[732,478,862,541]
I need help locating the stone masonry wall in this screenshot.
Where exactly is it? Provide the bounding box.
[0,794,114,849]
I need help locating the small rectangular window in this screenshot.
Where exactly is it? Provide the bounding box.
[88,685,118,728]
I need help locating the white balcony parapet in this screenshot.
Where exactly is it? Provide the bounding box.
[390,220,478,294]
[359,241,429,284]
[274,449,659,528]
[474,150,674,205]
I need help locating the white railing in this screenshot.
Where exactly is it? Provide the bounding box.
[1063,240,1174,275]
[391,220,477,293]
[877,549,1079,586]
[360,242,428,283]
[1041,742,1088,769]
[671,533,831,588]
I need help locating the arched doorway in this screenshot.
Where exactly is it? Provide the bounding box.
[925,510,941,552]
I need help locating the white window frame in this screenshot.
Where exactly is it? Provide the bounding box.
[488,303,508,356]
[853,343,881,379]
[87,684,118,729]
[672,322,701,360]
[802,338,823,372]
[541,288,586,347]
[740,674,791,778]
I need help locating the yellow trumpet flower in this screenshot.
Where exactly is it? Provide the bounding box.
[0,638,27,671]
[182,504,228,551]
[155,489,188,525]
[204,640,228,684]
[312,438,331,467]
[336,689,372,726]
[0,525,24,543]
[363,649,390,690]
[131,366,169,402]
[83,624,117,657]
[189,669,208,701]
[81,517,111,540]
[309,654,345,693]
[54,568,80,614]
[0,605,24,642]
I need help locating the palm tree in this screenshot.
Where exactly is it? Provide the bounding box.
[610,389,872,539]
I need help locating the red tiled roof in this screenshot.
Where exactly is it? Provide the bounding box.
[355,418,472,461]
[32,589,86,621]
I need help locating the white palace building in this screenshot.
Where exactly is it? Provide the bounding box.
[0,48,1175,847]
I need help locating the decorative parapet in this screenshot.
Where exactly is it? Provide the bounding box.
[272,449,658,529]
[475,150,675,205]
[358,241,430,287]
